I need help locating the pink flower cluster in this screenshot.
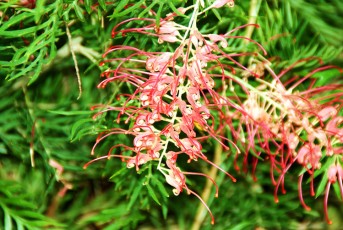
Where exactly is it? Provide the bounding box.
[85,0,343,225]
[86,3,267,224]
[233,58,343,223]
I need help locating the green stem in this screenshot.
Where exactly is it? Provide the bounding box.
[191,142,222,230]
[239,0,262,63]
[245,0,262,43]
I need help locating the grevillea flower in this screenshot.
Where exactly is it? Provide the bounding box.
[19,0,36,8]
[209,0,235,9]
[297,143,322,169]
[324,163,343,224]
[85,0,343,225]
[232,56,343,223]
[83,0,273,224]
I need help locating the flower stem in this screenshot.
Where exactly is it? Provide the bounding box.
[181,0,200,43]
[226,71,284,111]
[245,0,262,43]
[239,0,262,63]
[66,24,82,100]
[191,142,222,230]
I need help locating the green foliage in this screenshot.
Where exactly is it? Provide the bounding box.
[0,0,342,229]
[0,0,62,82]
[0,180,64,230]
[250,0,343,77]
